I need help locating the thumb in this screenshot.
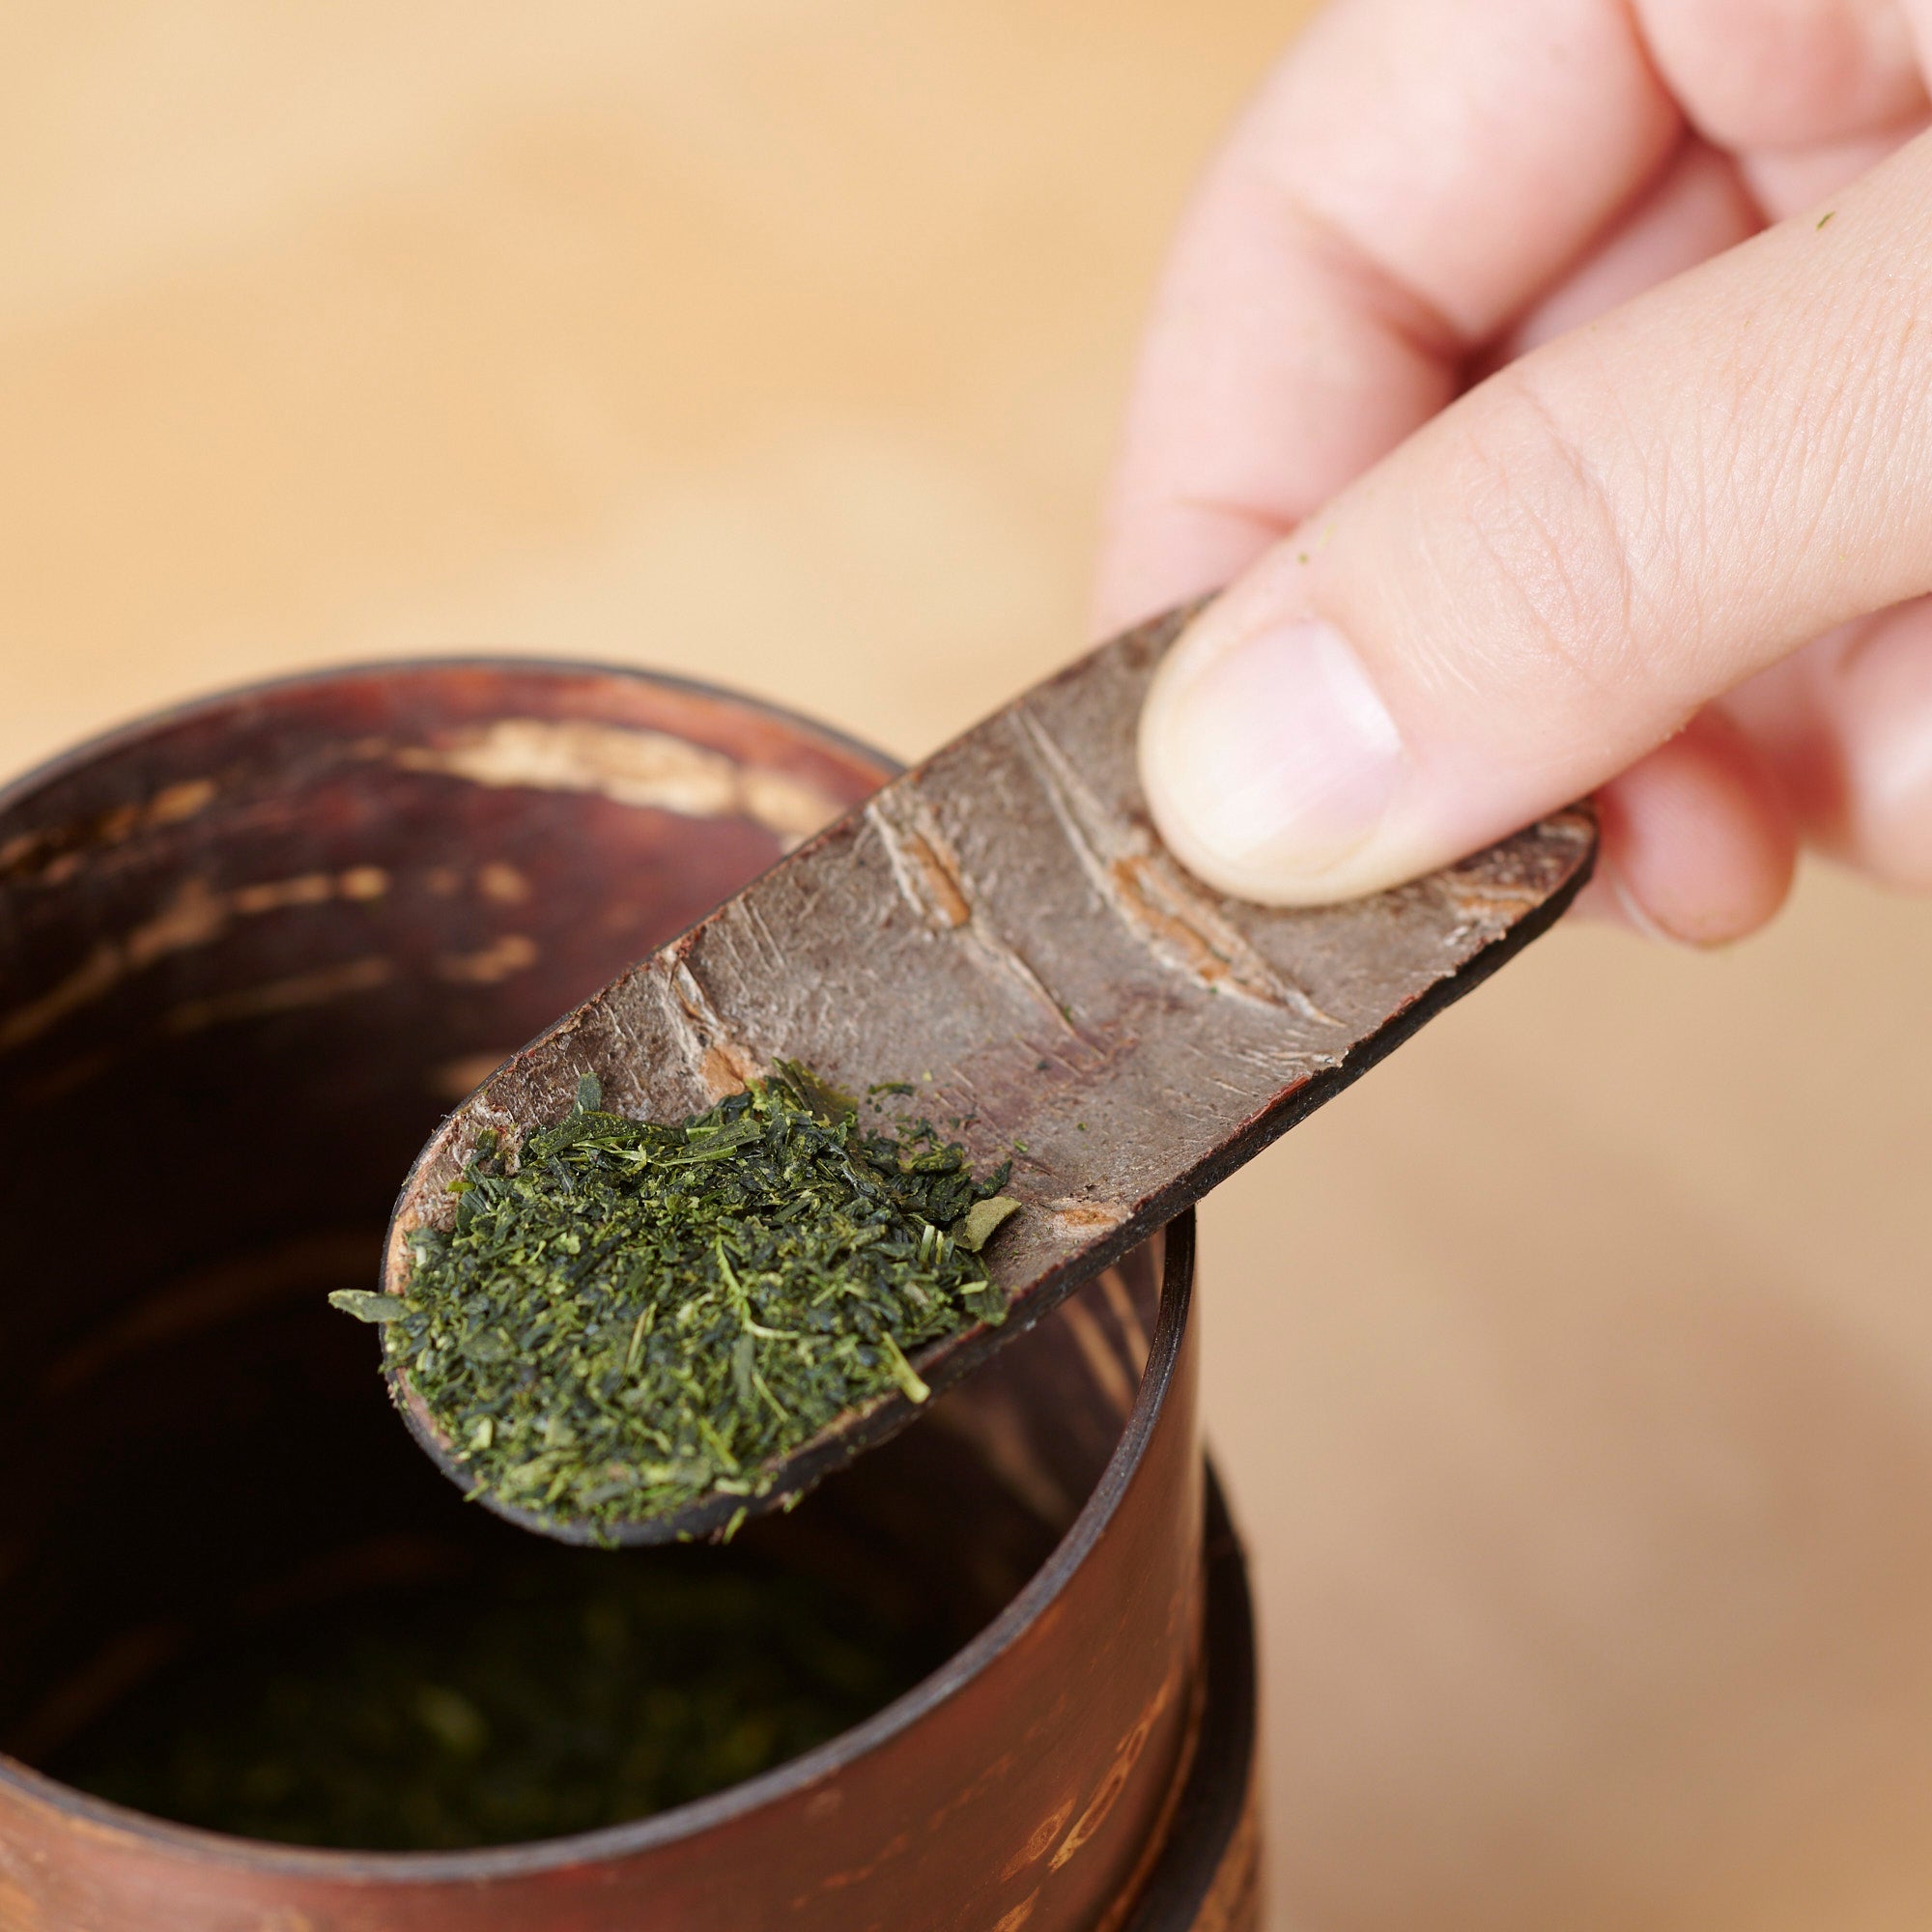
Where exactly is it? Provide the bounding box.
[1138,130,1932,906]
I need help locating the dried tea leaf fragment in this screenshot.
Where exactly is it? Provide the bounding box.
[328,1290,408,1323]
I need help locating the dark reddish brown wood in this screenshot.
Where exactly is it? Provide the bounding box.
[383,608,1596,1542]
[0,661,1253,1932]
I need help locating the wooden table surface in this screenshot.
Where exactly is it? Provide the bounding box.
[8,6,1932,1926]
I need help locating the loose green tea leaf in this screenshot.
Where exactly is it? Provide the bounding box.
[50,1547,940,1851]
[368,1063,1018,1535]
[956,1195,1020,1253]
[327,1290,408,1324]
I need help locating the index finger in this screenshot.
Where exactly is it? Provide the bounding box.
[1094,0,1681,633]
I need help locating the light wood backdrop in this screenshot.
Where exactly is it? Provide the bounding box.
[8,6,1932,1926]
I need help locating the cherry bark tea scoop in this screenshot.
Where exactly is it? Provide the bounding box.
[373,604,1594,1544]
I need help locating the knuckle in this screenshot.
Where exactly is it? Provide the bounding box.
[1425,362,1658,705]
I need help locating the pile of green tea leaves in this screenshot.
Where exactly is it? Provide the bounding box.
[337,1064,1019,1536]
[52,1548,940,1850]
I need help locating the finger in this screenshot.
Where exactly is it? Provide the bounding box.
[1137,130,1932,905]
[1094,0,1682,633]
[1726,597,1932,885]
[1579,710,1798,944]
[1632,0,1924,152]
[1495,138,1759,362]
[1739,110,1932,217]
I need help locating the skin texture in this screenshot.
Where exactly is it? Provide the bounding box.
[1108,0,1932,941]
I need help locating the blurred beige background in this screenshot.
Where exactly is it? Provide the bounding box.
[8,5,1932,1927]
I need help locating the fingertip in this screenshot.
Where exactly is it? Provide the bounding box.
[1786,601,1932,892]
[1722,601,1932,894]
[1568,869,1674,939]
[1589,712,1797,946]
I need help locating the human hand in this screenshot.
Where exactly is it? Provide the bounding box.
[1107,0,1932,942]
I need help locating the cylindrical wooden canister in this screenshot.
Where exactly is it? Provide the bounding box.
[0,663,1260,1931]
